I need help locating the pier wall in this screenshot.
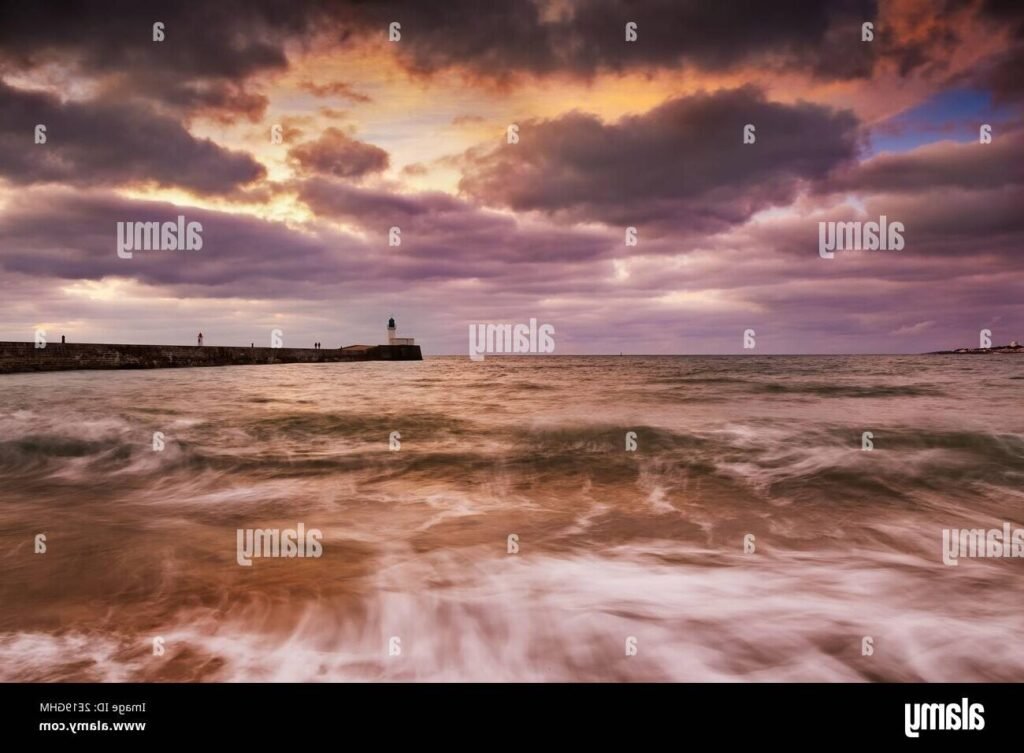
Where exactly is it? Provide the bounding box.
[0,342,422,374]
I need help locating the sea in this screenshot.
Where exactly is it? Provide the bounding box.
[1,355,1022,681]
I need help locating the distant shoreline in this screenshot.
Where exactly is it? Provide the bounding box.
[926,344,1023,355]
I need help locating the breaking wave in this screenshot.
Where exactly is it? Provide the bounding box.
[1,355,1022,681]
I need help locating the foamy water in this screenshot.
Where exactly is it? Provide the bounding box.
[1,355,1022,681]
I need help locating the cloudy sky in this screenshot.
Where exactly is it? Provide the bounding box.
[1,0,1022,354]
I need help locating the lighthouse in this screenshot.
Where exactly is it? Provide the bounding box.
[386,317,415,346]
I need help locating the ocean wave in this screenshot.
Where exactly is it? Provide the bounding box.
[3,356,1023,682]
[750,382,942,398]
[5,546,1023,682]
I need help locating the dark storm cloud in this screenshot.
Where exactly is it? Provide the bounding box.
[0,0,879,104]
[834,128,1024,193]
[298,177,465,224]
[0,0,334,118]
[820,127,1024,261]
[0,82,265,193]
[354,0,878,80]
[983,48,1024,102]
[0,185,617,299]
[288,128,389,179]
[748,189,1024,266]
[0,189,356,292]
[457,86,861,230]
[124,81,271,124]
[973,0,1024,102]
[297,177,617,266]
[0,1,304,77]
[1,1,1013,116]
[872,0,969,79]
[864,188,1024,257]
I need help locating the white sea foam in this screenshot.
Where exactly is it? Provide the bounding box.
[2,356,1023,681]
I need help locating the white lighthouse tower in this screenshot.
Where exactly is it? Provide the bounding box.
[386,317,415,346]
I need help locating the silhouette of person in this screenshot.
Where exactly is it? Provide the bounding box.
[61,335,66,344]
[198,332,203,346]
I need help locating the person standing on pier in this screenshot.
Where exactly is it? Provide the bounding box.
[197,332,204,346]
